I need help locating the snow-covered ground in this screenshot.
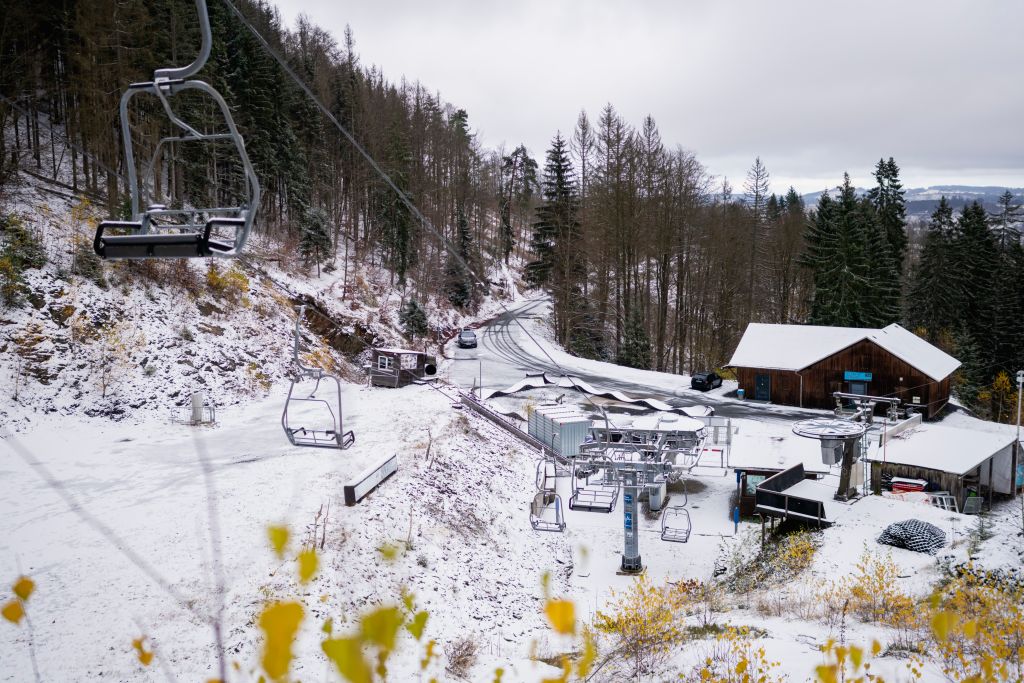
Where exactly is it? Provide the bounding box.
[0,383,573,681]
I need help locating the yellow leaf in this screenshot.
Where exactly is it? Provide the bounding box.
[931,611,958,642]
[360,606,404,651]
[322,618,334,635]
[493,667,505,683]
[850,645,863,670]
[576,629,597,678]
[735,658,748,674]
[815,665,837,683]
[962,619,977,638]
[871,640,882,657]
[259,601,304,681]
[401,590,415,613]
[378,543,399,561]
[421,639,437,671]
[406,610,429,641]
[297,550,319,583]
[322,636,372,683]
[544,599,576,636]
[12,577,35,602]
[267,526,289,559]
[1,600,24,625]
[138,650,154,666]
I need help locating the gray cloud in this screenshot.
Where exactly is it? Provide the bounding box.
[273,0,1024,193]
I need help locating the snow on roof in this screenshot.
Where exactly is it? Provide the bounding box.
[866,423,1015,476]
[728,422,834,474]
[374,348,424,354]
[727,322,960,381]
[866,324,961,382]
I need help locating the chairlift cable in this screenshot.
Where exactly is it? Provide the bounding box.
[219,0,626,438]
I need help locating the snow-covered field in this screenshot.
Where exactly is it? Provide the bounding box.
[0,383,577,681]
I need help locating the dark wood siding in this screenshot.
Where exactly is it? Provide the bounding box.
[734,339,951,419]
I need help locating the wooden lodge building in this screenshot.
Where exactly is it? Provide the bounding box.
[727,323,960,419]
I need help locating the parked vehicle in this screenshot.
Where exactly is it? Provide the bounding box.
[457,329,478,348]
[690,371,722,391]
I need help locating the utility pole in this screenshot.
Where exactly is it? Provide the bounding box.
[1015,370,1023,498]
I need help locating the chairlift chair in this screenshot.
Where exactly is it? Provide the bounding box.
[568,460,620,513]
[94,0,260,259]
[660,506,692,543]
[281,306,354,450]
[536,459,557,493]
[530,492,566,532]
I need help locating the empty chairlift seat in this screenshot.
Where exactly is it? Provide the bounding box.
[281,306,354,451]
[660,506,692,543]
[530,492,566,532]
[94,0,259,260]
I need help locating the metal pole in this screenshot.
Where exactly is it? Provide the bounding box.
[621,468,642,573]
[1015,370,1023,498]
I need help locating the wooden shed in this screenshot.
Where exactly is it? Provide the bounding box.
[866,420,1016,512]
[369,348,437,388]
[728,323,960,419]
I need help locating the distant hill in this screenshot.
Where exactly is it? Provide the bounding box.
[801,185,1024,218]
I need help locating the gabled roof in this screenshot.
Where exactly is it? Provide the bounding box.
[728,323,960,382]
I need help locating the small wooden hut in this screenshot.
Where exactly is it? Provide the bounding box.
[369,348,437,388]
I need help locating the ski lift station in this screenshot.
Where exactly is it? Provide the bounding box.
[728,322,960,419]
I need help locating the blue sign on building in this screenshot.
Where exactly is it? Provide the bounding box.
[844,370,873,382]
[624,512,633,529]
[624,494,633,505]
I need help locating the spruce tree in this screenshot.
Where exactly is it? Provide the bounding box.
[861,200,901,327]
[399,299,429,340]
[802,175,870,326]
[953,201,999,364]
[989,190,1023,251]
[299,206,332,271]
[867,157,908,274]
[616,310,652,370]
[527,134,584,346]
[907,197,961,342]
[445,206,476,309]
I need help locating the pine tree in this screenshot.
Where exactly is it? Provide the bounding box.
[299,206,332,272]
[866,158,908,275]
[953,201,999,363]
[527,134,584,346]
[616,310,651,369]
[988,190,1023,251]
[953,328,990,418]
[399,299,429,340]
[861,199,901,326]
[498,145,537,264]
[907,197,961,342]
[802,175,870,326]
[445,206,476,309]
[744,157,770,322]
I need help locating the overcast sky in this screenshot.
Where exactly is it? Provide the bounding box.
[273,1,1024,194]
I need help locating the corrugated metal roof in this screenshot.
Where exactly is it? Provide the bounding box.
[728,323,960,381]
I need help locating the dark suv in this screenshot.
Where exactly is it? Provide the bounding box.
[457,329,478,348]
[690,371,722,391]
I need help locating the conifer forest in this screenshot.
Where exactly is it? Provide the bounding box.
[2,0,1024,422]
